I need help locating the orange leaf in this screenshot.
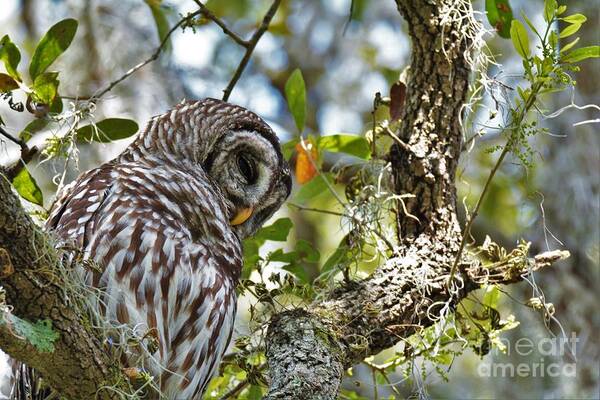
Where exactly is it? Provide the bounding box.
[295,140,318,184]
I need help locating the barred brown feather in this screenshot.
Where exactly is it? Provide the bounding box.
[40,98,291,398]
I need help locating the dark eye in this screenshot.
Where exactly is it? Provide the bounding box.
[237,153,258,184]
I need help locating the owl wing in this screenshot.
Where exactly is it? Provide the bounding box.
[46,162,116,249]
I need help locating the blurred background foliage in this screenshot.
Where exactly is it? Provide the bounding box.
[0,0,598,399]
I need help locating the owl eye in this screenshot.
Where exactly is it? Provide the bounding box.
[237,153,258,184]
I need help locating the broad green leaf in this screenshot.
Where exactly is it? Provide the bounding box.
[283,263,310,284]
[0,35,21,80]
[560,37,580,53]
[32,72,59,104]
[284,68,306,133]
[318,134,371,159]
[20,118,49,141]
[49,96,63,114]
[556,5,567,15]
[269,249,297,263]
[0,73,18,92]
[295,239,320,263]
[559,23,581,39]
[12,167,43,206]
[485,0,513,38]
[145,0,171,44]
[29,18,78,80]
[510,20,530,59]
[9,316,59,353]
[482,285,501,309]
[77,118,139,142]
[561,46,600,63]
[254,218,293,242]
[294,172,333,203]
[543,0,557,22]
[561,14,587,24]
[321,243,349,274]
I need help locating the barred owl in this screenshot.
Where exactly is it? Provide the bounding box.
[45,98,291,398]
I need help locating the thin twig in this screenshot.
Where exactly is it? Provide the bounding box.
[192,0,248,47]
[0,126,37,180]
[218,378,250,400]
[92,10,203,100]
[447,81,543,286]
[222,0,282,102]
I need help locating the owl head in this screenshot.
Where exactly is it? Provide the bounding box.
[123,98,292,239]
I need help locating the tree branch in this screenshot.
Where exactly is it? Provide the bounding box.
[0,173,129,399]
[222,0,282,102]
[262,0,566,398]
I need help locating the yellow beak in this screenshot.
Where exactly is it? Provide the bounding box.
[230,207,253,226]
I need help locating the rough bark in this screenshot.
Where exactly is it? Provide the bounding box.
[0,174,128,399]
[262,1,566,399]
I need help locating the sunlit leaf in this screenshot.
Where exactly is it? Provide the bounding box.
[482,285,501,309]
[0,35,21,80]
[76,118,139,143]
[561,14,587,24]
[561,46,600,63]
[560,37,580,54]
[295,140,318,184]
[510,19,530,58]
[12,167,43,206]
[318,134,371,159]
[485,0,513,38]
[284,68,306,133]
[558,22,582,39]
[32,72,59,104]
[281,137,299,160]
[543,0,557,22]
[0,73,18,92]
[29,18,78,80]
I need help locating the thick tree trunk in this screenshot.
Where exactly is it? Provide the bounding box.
[262,1,565,399]
[0,175,127,399]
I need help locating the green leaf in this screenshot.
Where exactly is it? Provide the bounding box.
[76,118,139,142]
[295,239,320,263]
[561,46,600,63]
[269,249,297,263]
[294,173,333,203]
[510,19,530,59]
[254,218,293,242]
[559,22,581,39]
[543,0,557,22]
[321,245,347,274]
[0,73,18,92]
[0,35,21,80]
[284,68,306,133]
[317,134,371,159]
[561,14,587,24]
[281,137,299,160]
[556,5,567,15]
[485,0,513,39]
[20,118,49,141]
[32,72,59,104]
[6,315,59,353]
[145,0,171,44]
[12,167,43,206]
[482,285,501,309]
[29,18,78,80]
[283,263,310,284]
[560,37,580,53]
